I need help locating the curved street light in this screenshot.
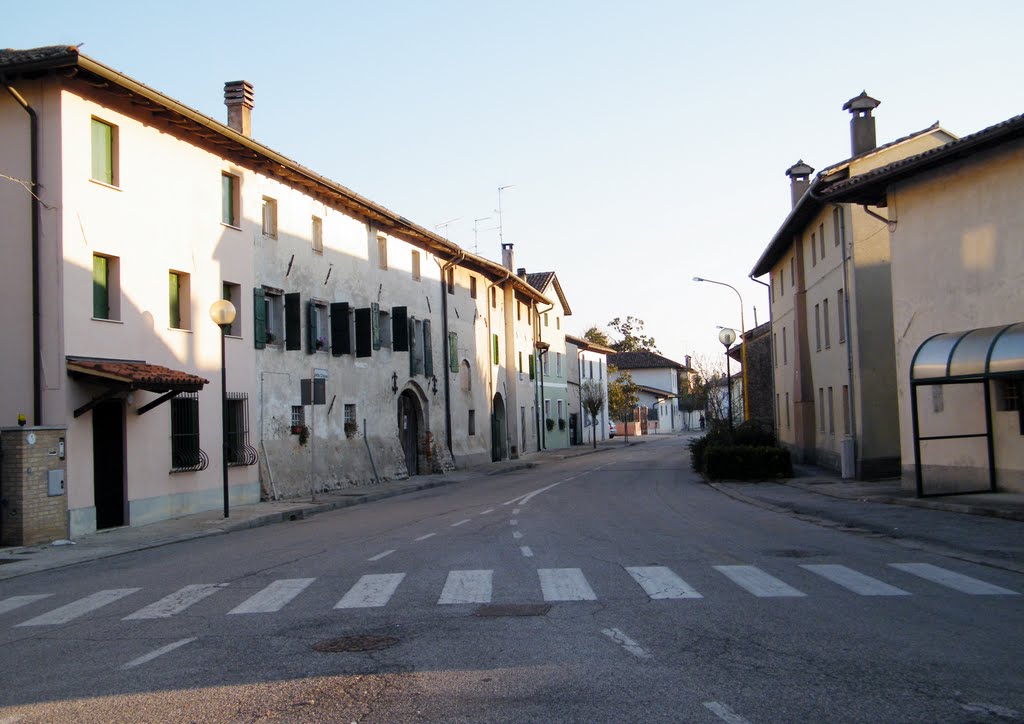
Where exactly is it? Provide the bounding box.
[694,276,749,422]
[718,327,736,432]
[209,299,236,518]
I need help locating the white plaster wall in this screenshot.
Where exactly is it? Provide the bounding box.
[577,348,610,442]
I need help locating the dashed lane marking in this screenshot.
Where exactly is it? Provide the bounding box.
[601,627,652,659]
[703,701,753,724]
[520,547,534,558]
[368,550,396,562]
[121,638,196,670]
[414,533,436,542]
[450,519,471,527]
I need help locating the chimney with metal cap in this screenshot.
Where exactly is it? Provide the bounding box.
[224,80,254,137]
[785,160,814,208]
[516,267,526,279]
[501,242,515,272]
[843,90,881,156]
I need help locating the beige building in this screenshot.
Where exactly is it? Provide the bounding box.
[751,92,957,478]
[819,112,1024,494]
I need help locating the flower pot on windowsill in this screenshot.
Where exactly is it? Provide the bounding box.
[291,425,304,435]
[558,418,566,430]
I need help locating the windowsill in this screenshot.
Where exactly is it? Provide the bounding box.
[168,327,193,333]
[225,334,243,340]
[91,317,123,324]
[89,178,121,191]
[221,222,242,232]
[263,233,278,240]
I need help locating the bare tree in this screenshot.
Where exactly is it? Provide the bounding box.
[687,354,728,429]
[580,379,606,449]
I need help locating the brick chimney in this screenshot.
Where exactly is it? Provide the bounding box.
[224,80,254,137]
[785,160,814,208]
[516,267,527,279]
[501,242,515,272]
[843,90,881,156]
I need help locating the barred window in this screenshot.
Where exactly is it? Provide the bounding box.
[170,392,208,472]
[226,393,258,466]
[291,405,305,427]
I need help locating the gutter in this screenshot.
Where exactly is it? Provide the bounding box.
[3,79,42,425]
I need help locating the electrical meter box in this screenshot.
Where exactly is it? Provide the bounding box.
[48,469,66,496]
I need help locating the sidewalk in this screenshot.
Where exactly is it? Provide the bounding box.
[0,436,645,581]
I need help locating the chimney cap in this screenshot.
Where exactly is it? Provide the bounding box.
[842,90,880,114]
[785,159,814,178]
[224,80,254,109]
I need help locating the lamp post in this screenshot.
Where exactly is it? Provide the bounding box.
[535,340,550,450]
[209,299,236,518]
[719,327,736,433]
[694,276,749,422]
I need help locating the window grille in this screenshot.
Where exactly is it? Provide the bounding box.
[226,393,258,466]
[171,392,208,472]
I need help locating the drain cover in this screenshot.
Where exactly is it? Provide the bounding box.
[474,603,551,617]
[313,635,398,652]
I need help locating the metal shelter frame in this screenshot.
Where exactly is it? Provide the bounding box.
[910,322,1024,497]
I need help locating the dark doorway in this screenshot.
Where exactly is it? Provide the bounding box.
[569,413,579,445]
[398,391,421,476]
[92,399,126,529]
[491,393,507,462]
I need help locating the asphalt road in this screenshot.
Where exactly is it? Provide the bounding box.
[0,437,1021,723]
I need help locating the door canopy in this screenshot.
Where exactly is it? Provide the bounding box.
[911,322,1024,383]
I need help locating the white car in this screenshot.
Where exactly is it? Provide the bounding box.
[608,421,616,438]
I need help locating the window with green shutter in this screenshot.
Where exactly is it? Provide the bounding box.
[93,255,109,319]
[222,173,239,226]
[371,302,381,350]
[449,332,459,373]
[529,353,535,380]
[91,118,116,185]
[492,334,499,365]
[253,288,266,348]
[423,320,433,377]
[169,272,181,329]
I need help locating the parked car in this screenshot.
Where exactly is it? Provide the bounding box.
[608,421,616,438]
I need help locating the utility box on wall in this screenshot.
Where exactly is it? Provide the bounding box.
[1,426,69,546]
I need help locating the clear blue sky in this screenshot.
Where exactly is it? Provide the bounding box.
[7,1,1023,366]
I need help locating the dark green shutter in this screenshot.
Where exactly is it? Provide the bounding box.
[169,273,180,329]
[355,307,372,357]
[423,319,433,377]
[285,293,301,350]
[330,302,350,355]
[253,288,266,348]
[306,300,317,354]
[392,306,409,351]
[409,319,417,376]
[371,302,381,350]
[449,332,458,373]
[492,334,499,365]
[222,174,235,225]
[92,255,108,319]
[91,119,112,184]
[529,353,535,380]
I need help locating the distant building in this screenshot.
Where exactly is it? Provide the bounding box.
[608,351,691,434]
[566,334,614,445]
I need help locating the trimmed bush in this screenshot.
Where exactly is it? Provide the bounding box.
[704,445,792,480]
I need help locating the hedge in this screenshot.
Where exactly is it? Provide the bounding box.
[703,445,793,480]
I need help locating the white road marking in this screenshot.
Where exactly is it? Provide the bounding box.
[414,533,436,541]
[480,508,495,515]
[368,549,396,561]
[512,531,523,539]
[438,570,493,604]
[714,565,806,598]
[228,579,315,614]
[510,519,518,525]
[121,638,196,670]
[890,563,1019,595]
[801,564,910,596]
[335,573,405,608]
[704,701,753,724]
[961,702,1022,719]
[626,566,703,599]
[539,568,597,601]
[601,627,652,659]
[0,594,53,616]
[520,546,534,557]
[512,508,521,514]
[503,463,613,506]
[18,588,140,626]
[450,519,471,527]
[124,584,227,620]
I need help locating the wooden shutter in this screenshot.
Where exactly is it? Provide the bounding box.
[371,302,381,350]
[285,293,301,350]
[168,273,180,329]
[330,302,350,355]
[355,307,372,357]
[448,332,458,373]
[92,255,108,319]
[306,300,317,354]
[408,318,417,376]
[529,353,535,380]
[423,319,433,377]
[492,334,499,365]
[392,306,409,351]
[91,119,112,184]
[253,288,266,349]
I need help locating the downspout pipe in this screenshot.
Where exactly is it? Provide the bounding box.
[835,204,858,469]
[435,251,465,455]
[4,80,42,425]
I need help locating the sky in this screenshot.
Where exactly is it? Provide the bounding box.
[7,1,1024,368]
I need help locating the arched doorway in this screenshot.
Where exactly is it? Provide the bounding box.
[491,393,507,462]
[398,389,424,476]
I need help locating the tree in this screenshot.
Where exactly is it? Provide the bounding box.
[678,369,708,430]
[687,354,729,430]
[583,326,612,347]
[608,316,658,353]
[607,366,639,441]
[580,379,606,449]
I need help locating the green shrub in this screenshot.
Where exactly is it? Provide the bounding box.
[704,445,792,480]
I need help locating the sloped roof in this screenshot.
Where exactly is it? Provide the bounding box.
[67,358,208,392]
[565,333,616,355]
[609,351,688,370]
[526,271,572,315]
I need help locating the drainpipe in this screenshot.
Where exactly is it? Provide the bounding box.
[836,204,858,473]
[4,80,42,425]
[435,251,465,455]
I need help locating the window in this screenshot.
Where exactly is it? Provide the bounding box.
[780,268,785,296]
[599,361,602,380]
[818,388,825,431]
[90,118,117,186]
[842,385,851,434]
[543,351,550,375]
[556,352,562,376]
[819,222,826,260]
[468,409,476,436]
[833,206,843,247]
[221,173,240,227]
[470,276,477,299]
[517,301,522,321]
[837,290,846,343]
[377,307,392,348]
[170,392,206,472]
[518,350,523,373]
[490,286,497,308]
[996,379,1021,412]
[814,304,821,351]
[545,399,551,419]
[310,300,329,352]
[222,282,241,336]
[589,360,594,378]
[811,232,817,266]
[556,317,561,330]
[828,387,835,434]
[544,312,549,327]
[823,298,831,348]
[92,254,120,320]
[782,326,788,365]
[492,333,499,365]
[773,333,778,368]
[260,288,284,345]
[377,236,388,269]
[785,392,791,429]
[790,256,795,286]
[262,197,278,239]
[446,267,455,294]
[411,250,421,280]
[776,393,780,431]
[460,360,472,391]
[557,400,564,422]
[312,216,323,253]
[529,353,535,380]
[169,271,190,330]
[448,332,459,373]
[291,406,305,428]
[344,404,356,426]
[225,393,256,466]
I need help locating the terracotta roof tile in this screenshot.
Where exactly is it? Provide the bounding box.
[67,358,208,392]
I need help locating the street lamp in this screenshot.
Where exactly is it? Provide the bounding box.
[209,298,236,518]
[694,276,749,422]
[535,340,550,450]
[718,327,736,433]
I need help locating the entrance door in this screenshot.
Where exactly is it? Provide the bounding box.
[93,399,126,529]
[491,393,506,462]
[569,413,579,445]
[398,392,419,475]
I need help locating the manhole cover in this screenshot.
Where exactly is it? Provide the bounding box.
[474,603,551,617]
[313,635,398,652]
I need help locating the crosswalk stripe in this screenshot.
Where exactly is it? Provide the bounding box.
[626,566,703,599]
[714,565,806,597]
[0,594,53,616]
[801,564,910,596]
[539,568,597,601]
[17,588,140,626]
[335,573,405,608]
[228,579,316,614]
[438,570,492,604]
[889,563,1019,595]
[124,584,228,620]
